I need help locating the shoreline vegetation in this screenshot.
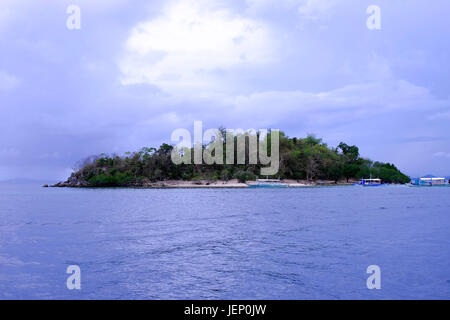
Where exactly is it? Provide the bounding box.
[49,132,410,188]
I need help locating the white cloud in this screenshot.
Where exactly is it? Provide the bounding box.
[119,0,277,97]
[0,6,12,32]
[0,0,35,30]
[139,112,182,126]
[297,0,337,20]
[0,147,20,158]
[76,0,127,9]
[226,80,446,126]
[433,151,450,158]
[0,70,20,91]
[428,110,450,120]
[245,0,337,19]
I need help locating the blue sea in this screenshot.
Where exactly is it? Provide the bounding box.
[0,183,449,299]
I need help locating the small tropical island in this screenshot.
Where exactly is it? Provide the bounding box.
[51,132,410,188]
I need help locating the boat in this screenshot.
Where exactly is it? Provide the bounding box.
[248,178,288,188]
[358,178,383,186]
[410,177,448,187]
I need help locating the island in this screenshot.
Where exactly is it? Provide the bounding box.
[51,133,410,188]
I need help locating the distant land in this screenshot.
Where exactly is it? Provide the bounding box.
[419,174,450,179]
[0,178,49,184]
[50,133,411,188]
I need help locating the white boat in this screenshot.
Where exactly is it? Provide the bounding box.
[358,178,383,186]
[248,178,288,188]
[410,177,448,186]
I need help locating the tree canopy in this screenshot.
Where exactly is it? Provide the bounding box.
[67,132,410,187]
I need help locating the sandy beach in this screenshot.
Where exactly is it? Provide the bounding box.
[161,179,248,188]
[50,178,360,188]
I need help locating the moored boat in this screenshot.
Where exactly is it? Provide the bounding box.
[410,177,448,186]
[358,178,383,186]
[248,178,288,188]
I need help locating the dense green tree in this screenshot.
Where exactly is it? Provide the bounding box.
[66,132,410,186]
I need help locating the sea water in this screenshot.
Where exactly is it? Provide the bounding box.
[0,183,449,299]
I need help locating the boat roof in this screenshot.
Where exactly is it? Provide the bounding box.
[257,179,281,182]
[420,177,445,181]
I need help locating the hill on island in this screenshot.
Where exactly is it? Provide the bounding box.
[58,132,410,187]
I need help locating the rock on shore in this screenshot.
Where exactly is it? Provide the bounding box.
[51,175,90,187]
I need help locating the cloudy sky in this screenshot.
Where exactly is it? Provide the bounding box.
[0,0,449,181]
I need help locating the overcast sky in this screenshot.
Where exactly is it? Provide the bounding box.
[0,0,449,181]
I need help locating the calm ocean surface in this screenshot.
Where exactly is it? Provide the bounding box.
[0,183,449,299]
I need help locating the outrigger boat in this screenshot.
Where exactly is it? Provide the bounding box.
[410,177,448,187]
[357,178,383,186]
[248,178,288,188]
